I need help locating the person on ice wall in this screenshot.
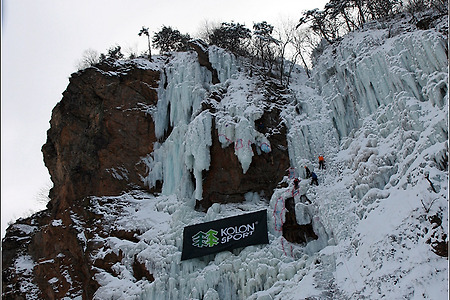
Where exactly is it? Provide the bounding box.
[256,120,265,133]
[293,177,300,190]
[304,166,311,178]
[318,155,325,170]
[310,172,319,186]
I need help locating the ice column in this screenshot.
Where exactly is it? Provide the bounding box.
[185,111,213,200]
[209,46,239,83]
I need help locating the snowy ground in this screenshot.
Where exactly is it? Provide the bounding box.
[70,15,448,300]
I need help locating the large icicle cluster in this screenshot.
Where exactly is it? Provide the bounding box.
[144,51,214,201]
[143,46,273,197]
[214,73,270,173]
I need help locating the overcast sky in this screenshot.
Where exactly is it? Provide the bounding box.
[1,0,328,238]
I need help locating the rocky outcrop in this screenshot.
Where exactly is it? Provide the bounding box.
[42,64,160,215]
[3,62,161,299]
[282,197,318,244]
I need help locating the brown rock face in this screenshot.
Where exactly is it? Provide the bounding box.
[42,64,160,214]
[200,109,290,210]
[199,80,291,210]
[282,197,318,244]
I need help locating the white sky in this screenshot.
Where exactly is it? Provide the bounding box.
[1,0,328,238]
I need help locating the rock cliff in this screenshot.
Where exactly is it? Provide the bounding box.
[42,64,161,214]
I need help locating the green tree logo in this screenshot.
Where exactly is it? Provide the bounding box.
[192,231,207,247]
[192,229,219,247]
[205,229,219,247]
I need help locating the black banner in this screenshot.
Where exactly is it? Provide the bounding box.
[181,210,269,260]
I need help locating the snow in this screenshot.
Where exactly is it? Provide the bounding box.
[15,255,35,276]
[12,255,41,298]
[9,15,444,300]
[10,223,37,234]
[52,219,63,227]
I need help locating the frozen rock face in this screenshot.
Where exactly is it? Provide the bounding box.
[201,105,290,209]
[2,14,448,300]
[144,48,290,208]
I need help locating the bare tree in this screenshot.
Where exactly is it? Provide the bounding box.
[195,19,221,44]
[366,0,401,19]
[298,9,335,44]
[124,43,139,59]
[75,48,99,70]
[273,18,296,85]
[35,182,53,205]
[289,26,319,80]
[326,0,359,32]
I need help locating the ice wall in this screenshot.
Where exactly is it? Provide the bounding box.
[209,46,239,83]
[185,111,213,200]
[130,20,448,299]
[209,46,273,174]
[313,24,448,139]
[283,81,340,171]
[282,17,448,251]
[309,19,448,200]
[143,52,212,201]
[302,20,449,298]
[153,52,211,139]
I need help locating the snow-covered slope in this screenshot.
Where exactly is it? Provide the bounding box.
[81,16,448,300]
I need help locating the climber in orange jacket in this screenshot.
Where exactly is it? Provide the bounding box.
[318,155,325,170]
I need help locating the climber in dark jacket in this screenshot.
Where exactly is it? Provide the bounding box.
[257,120,265,133]
[310,172,318,186]
[304,166,311,178]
